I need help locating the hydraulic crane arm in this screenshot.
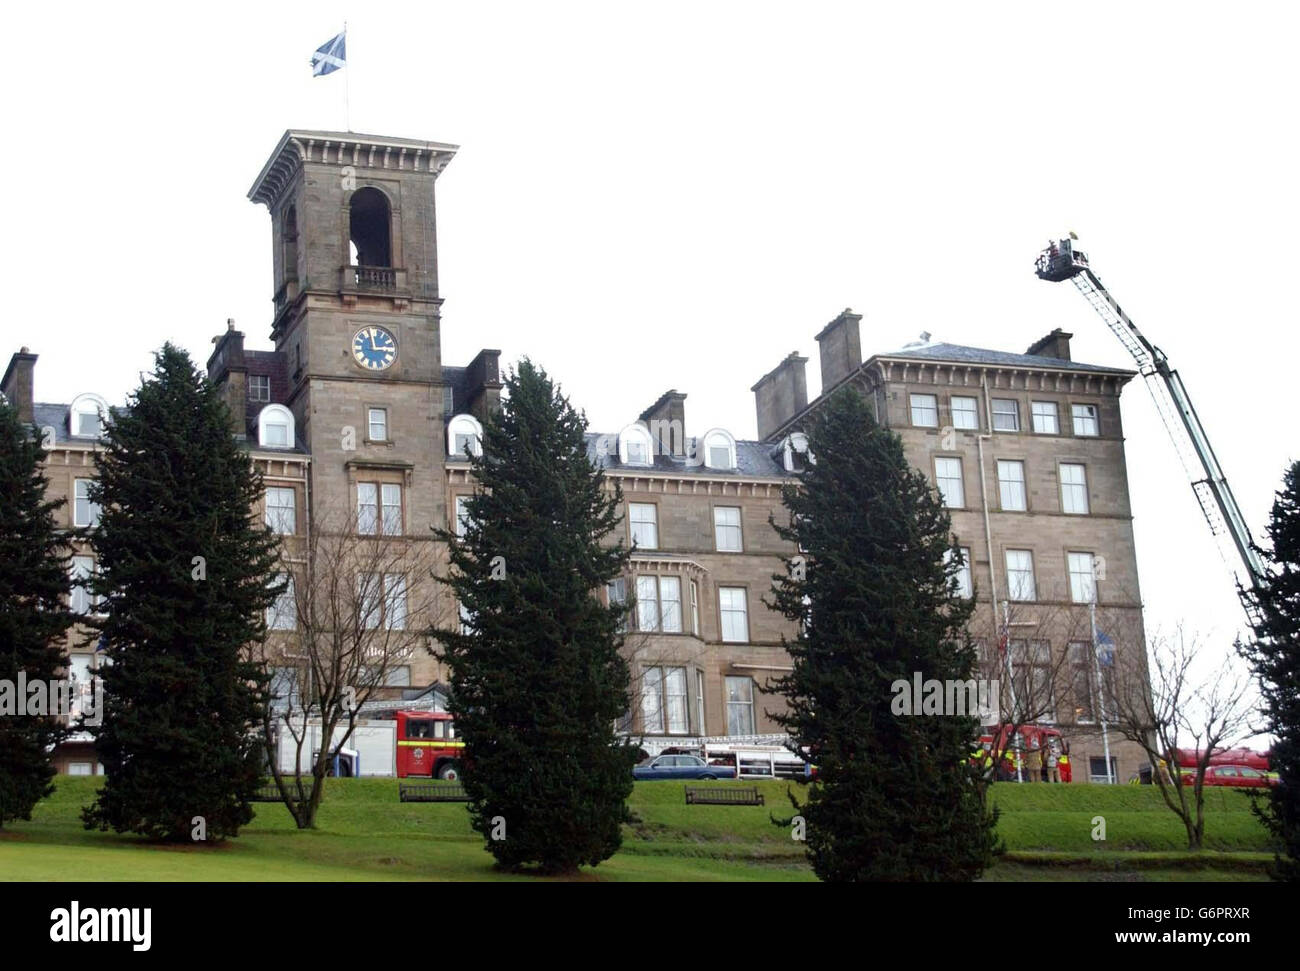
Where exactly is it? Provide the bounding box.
[1036,239,1265,625]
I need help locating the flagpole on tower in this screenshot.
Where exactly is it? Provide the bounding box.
[310,27,350,128]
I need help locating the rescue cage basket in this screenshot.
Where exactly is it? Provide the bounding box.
[1035,240,1088,282]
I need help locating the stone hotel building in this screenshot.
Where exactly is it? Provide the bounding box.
[0,128,1148,781]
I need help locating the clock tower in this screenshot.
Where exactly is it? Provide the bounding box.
[246,129,460,526]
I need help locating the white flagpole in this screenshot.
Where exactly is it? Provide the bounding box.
[1090,598,1114,784]
[343,22,351,131]
[1001,599,1022,784]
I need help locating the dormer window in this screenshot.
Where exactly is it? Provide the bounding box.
[701,428,736,470]
[257,404,295,449]
[780,432,813,472]
[618,423,654,467]
[69,393,109,439]
[448,414,483,459]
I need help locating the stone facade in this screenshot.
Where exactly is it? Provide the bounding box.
[755,310,1151,783]
[3,129,1151,783]
[587,439,797,741]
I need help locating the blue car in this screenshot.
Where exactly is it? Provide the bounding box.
[633,754,737,780]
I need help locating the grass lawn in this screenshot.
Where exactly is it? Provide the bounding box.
[0,777,1277,882]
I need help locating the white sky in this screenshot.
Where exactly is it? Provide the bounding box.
[4,2,1296,650]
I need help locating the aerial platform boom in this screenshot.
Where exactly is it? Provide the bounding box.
[1035,238,1265,626]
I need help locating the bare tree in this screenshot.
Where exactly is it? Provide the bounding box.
[968,597,1096,784]
[1104,626,1254,850]
[251,509,440,828]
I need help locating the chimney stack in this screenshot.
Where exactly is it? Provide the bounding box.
[752,352,809,441]
[465,349,503,423]
[639,390,687,457]
[206,325,248,438]
[815,308,863,391]
[1026,328,1073,361]
[1,347,38,423]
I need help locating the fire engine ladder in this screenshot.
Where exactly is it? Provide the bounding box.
[1070,268,1266,629]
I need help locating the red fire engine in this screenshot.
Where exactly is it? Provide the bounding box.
[975,724,1072,782]
[395,710,463,780]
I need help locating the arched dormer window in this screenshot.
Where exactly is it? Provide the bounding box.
[258,404,295,449]
[781,432,814,472]
[701,428,737,470]
[69,393,109,439]
[618,422,653,466]
[349,187,392,268]
[448,414,483,459]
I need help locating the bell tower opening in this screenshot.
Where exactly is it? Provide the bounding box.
[349,187,392,268]
[250,130,457,332]
[247,129,460,401]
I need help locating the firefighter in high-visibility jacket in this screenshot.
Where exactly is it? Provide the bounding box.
[1003,745,1023,781]
[1057,751,1072,783]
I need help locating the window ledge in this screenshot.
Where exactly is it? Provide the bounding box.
[344,458,414,472]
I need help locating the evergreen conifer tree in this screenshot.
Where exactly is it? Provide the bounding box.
[433,359,636,873]
[1241,461,1300,881]
[768,387,998,881]
[0,402,73,826]
[82,344,280,842]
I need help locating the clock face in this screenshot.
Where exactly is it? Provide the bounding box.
[352,326,397,371]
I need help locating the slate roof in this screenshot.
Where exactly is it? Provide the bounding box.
[32,402,127,446]
[583,432,792,478]
[33,401,310,454]
[873,342,1133,376]
[442,365,471,416]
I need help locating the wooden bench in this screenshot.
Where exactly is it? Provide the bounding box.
[399,781,469,803]
[685,786,764,806]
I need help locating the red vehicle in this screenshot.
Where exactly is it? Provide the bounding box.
[395,710,463,780]
[1180,764,1277,789]
[975,725,1072,782]
[1173,747,1270,773]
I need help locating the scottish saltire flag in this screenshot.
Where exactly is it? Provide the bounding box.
[1096,630,1116,667]
[311,31,347,76]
